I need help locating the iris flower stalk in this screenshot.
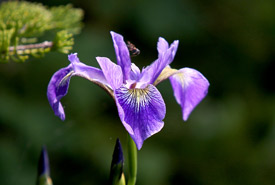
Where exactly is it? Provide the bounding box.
[47,31,209,150]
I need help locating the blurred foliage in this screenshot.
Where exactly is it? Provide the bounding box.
[0,1,83,62]
[0,0,275,185]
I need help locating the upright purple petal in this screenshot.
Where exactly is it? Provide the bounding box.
[114,84,166,150]
[139,39,179,85]
[157,37,169,56]
[47,53,109,120]
[130,63,141,81]
[111,31,132,81]
[169,68,209,121]
[96,57,123,90]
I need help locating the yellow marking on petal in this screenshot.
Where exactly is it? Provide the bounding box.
[173,71,193,89]
[174,73,185,87]
[58,70,74,87]
[153,66,178,86]
[126,87,152,112]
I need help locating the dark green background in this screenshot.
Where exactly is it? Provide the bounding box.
[0,0,274,184]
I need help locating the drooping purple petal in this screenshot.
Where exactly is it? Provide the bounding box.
[139,39,179,85]
[47,53,109,120]
[96,57,123,90]
[47,65,73,121]
[111,31,131,81]
[114,84,166,150]
[169,68,209,121]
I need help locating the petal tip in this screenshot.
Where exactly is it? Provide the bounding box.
[183,114,189,122]
[52,102,66,121]
[174,40,179,44]
[136,143,142,150]
[110,31,122,39]
[158,37,166,42]
[110,31,116,35]
[60,114,65,121]
[57,110,65,121]
[68,53,79,64]
[131,136,143,150]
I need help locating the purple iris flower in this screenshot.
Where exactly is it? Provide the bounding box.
[47,31,209,149]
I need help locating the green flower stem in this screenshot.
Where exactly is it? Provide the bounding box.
[127,135,137,185]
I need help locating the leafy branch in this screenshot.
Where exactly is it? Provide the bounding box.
[0,1,84,62]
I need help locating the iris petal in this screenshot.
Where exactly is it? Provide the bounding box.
[130,63,141,81]
[157,37,169,56]
[68,54,109,86]
[96,57,123,90]
[114,84,166,150]
[47,65,73,120]
[169,68,209,121]
[139,39,179,85]
[111,31,131,81]
[47,53,110,120]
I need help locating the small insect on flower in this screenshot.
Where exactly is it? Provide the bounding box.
[127,41,140,57]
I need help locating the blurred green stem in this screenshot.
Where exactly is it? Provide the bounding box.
[127,135,137,185]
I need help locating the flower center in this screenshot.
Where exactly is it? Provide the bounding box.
[129,82,137,89]
[125,79,147,89]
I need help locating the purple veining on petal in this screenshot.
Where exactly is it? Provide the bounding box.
[114,84,166,150]
[169,67,209,121]
[111,31,132,81]
[96,57,123,90]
